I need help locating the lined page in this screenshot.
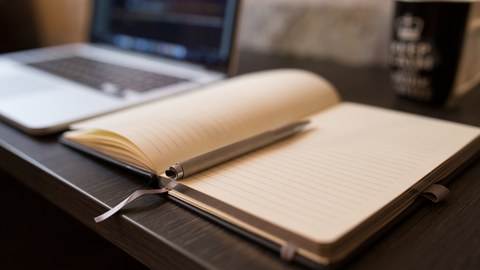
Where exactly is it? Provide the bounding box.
[179,103,480,243]
[68,69,339,172]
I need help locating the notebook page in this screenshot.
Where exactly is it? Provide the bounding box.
[69,69,339,173]
[179,103,480,243]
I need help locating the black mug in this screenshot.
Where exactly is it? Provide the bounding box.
[389,0,480,106]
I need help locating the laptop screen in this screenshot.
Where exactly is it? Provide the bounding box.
[90,0,239,71]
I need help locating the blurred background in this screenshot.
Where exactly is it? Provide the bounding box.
[0,0,392,67]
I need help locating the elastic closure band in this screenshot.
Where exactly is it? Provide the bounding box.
[421,184,450,203]
[280,242,297,262]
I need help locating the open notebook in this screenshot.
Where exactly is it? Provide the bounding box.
[62,69,480,266]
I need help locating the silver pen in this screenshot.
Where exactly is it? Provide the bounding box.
[165,120,310,180]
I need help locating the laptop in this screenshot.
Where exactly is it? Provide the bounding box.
[0,0,240,135]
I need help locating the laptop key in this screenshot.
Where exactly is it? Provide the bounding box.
[28,56,186,95]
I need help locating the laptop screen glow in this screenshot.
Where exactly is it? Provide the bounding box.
[91,0,239,70]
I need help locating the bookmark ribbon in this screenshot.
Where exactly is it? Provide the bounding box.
[94,179,178,223]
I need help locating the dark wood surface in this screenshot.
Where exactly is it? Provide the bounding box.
[1,51,480,270]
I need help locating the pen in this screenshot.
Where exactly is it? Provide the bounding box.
[165,120,310,180]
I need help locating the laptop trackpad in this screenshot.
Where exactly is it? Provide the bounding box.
[0,67,121,133]
[0,73,58,98]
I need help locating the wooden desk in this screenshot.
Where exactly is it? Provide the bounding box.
[1,51,480,269]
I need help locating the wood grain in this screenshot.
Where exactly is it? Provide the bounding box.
[1,50,479,269]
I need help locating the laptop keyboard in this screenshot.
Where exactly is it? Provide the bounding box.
[27,57,186,96]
